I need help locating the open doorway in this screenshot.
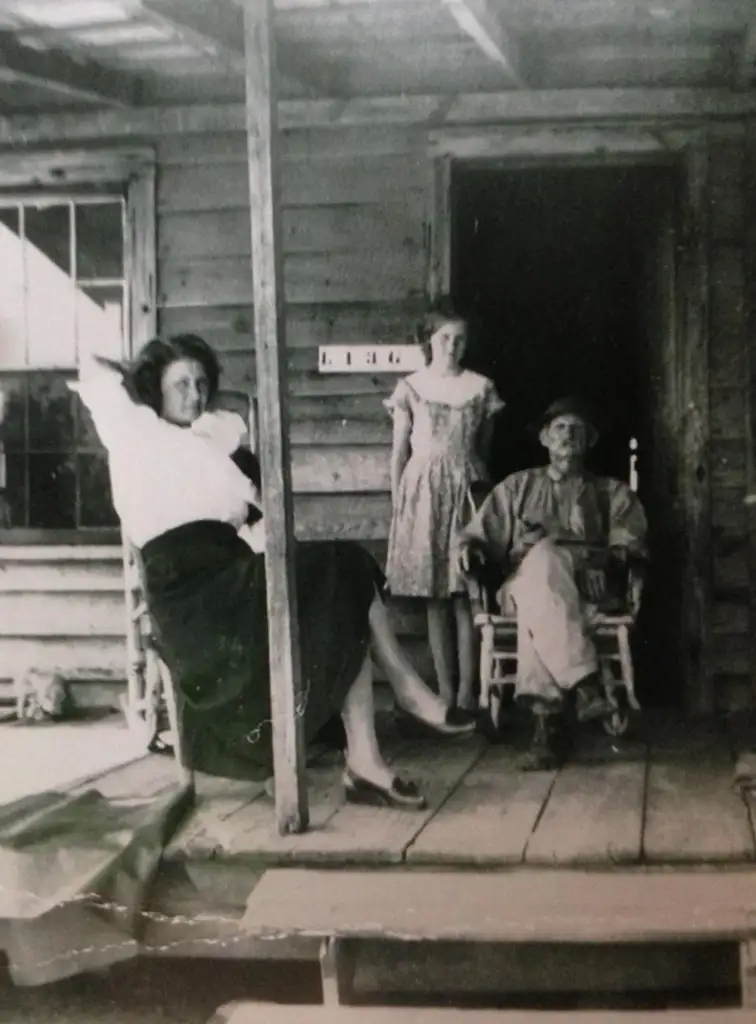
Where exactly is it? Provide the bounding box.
[450,162,682,707]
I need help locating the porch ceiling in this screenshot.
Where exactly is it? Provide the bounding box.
[0,0,751,113]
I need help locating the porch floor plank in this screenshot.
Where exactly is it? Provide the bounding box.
[222,759,351,860]
[524,754,647,866]
[643,718,755,863]
[218,736,483,865]
[162,716,756,870]
[406,744,555,865]
[163,774,267,861]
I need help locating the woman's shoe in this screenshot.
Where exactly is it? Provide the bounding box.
[148,731,175,757]
[344,770,427,810]
[394,705,476,738]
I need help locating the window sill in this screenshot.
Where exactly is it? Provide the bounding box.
[0,530,122,559]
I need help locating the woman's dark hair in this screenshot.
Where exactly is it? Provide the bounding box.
[128,334,221,414]
[415,299,466,366]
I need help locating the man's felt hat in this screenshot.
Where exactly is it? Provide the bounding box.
[537,396,600,436]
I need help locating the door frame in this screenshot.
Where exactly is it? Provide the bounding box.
[425,122,713,714]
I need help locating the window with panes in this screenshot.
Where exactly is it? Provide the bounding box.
[0,195,127,532]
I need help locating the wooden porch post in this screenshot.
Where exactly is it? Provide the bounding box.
[679,138,713,715]
[242,0,308,834]
[745,119,756,709]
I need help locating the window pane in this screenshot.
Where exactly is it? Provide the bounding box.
[27,374,75,451]
[25,204,71,275]
[75,392,104,450]
[25,207,77,366]
[76,284,124,364]
[0,208,26,368]
[78,452,118,528]
[0,375,27,451]
[3,453,26,528]
[76,202,123,280]
[28,453,76,528]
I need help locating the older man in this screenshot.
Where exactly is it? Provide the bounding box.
[459,397,649,768]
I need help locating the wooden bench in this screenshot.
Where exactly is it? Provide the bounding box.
[239,868,756,1009]
[208,1005,756,1023]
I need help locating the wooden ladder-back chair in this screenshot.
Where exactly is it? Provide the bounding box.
[121,390,259,786]
[465,479,644,739]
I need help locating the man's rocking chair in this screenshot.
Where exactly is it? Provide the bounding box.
[463,491,643,739]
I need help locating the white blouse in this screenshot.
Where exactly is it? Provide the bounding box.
[72,363,262,549]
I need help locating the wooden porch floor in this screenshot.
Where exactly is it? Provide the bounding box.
[164,712,756,870]
[0,713,148,804]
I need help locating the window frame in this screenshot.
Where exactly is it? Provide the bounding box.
[0,147,156,546]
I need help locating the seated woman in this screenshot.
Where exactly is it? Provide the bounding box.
[72,333,474,811]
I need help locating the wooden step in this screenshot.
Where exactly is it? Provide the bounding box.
[242,868,756,945]
[242,868,756,1008]
[208,1004,756,1024]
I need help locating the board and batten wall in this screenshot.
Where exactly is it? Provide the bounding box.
[0,119,755,709]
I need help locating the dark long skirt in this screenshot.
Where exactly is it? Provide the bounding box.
[141,521,385,781]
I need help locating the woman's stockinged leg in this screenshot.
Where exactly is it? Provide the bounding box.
[426,598,457,703]
[340,652,394,788]
[454,595,477,711]
[367,593,475,733]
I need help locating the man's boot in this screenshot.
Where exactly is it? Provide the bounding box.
[518,710,571,771]
[565,671,613,724]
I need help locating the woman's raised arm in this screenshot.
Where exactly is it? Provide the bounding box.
[68,354,165,455]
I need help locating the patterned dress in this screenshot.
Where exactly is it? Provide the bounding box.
[385,373,504,598]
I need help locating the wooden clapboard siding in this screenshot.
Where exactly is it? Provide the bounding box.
[158,155,425,212]
[155,126,423,166]
[0,637,127,686]
[0,549,127,684]
[707,136,750,707]
[159,250,423,307]
[160,204,425,262]
[159,301,421,351]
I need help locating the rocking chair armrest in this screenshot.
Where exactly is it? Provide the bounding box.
[461,553,507,616]
[626,564,646,620]
[461,566,489,615]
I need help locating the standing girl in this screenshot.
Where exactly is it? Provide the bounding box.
[385,305,504,710]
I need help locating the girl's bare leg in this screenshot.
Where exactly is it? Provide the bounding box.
[454,595,478,710]
[426,598,457,703]
[340,651,394,788]
[368,594,450,725]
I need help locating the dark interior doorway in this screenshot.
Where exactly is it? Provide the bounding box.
[450,162,681,707]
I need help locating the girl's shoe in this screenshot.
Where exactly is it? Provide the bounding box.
[394,705,476,738]
[344,769,427,810]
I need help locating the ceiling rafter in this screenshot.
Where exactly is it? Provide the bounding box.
[139,0,350,96]
[138,1,238,64]
[0,28,139,104]
[441,0,523,87]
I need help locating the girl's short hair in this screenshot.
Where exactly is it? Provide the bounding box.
[129,334,221,414]
[415,300,466,365]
